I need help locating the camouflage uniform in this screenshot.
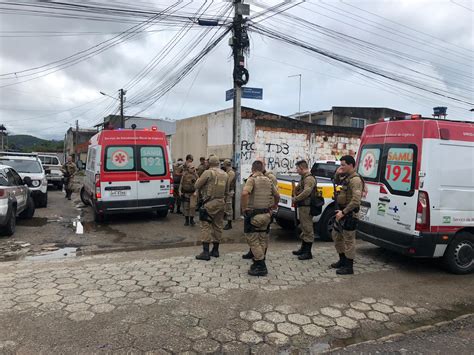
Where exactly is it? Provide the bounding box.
[197,162,207,177]
[223,159,236,228]
[172,162,184,213]
[264,170,278,188]
[194,156,229,260]
[243,171,279,276]
[331,171,363,274]
[61,161,77,200]
[292,172,317,260]
[179,166,198,225]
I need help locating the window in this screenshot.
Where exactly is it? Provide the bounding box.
[52,157,59,165]
[381,145,417,196]
[10,169,23,185]
[139,146,166,176]
[0,170,9,186]
[357,146,381,181]
[314,118,327,125]
[0,159,43,174]
[351,118,366,128]
[105,146,135,171]
[42,156,52,165]
[311,163,338,178]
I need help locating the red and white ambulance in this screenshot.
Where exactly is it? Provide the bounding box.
[80,127,173,222]
[356,115,474,274]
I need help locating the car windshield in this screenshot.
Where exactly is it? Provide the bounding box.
[0,159,43,173]
[311,163,339,178]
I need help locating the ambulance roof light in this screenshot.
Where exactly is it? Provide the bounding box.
[411,114,422,120]
[151,126,158,131]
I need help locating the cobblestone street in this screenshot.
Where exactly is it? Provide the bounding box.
[1,243,472,354]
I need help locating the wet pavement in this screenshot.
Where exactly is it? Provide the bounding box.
[0,243,472,354]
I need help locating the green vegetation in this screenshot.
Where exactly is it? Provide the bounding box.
[5,135,63,153]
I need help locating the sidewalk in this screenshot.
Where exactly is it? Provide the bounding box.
[0,242,472,354]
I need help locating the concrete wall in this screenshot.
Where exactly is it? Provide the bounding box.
[172,114,208,162]
[207,109,233,159]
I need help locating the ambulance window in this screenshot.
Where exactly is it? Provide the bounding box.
[357,146,381,182]
[105,146,135,171]
[140,146,165,176]
[382,145,417,196]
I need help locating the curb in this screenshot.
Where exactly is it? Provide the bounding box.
[324,312,474,353]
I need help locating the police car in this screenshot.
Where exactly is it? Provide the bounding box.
[0,152,48,208]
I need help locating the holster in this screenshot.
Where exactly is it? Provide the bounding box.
[243,209,270,233]
[199,207,213,223]
[343,213,359,231]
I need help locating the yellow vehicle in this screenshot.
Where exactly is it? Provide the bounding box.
[274,160,340,241]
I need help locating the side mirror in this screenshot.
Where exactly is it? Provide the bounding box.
[23,176,32,187]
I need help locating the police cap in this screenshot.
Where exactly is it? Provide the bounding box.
[208,155,220,166]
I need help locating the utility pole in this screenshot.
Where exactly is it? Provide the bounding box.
[289,74,302,115]
[0,125,5,151]
[119,89,126,128]
[75,120,79,163]
[231,0,250,218]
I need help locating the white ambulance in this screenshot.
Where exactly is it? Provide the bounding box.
[356,115,474,274]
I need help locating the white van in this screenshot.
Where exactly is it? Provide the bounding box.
[356,115,474,274]
[80,128,173,222]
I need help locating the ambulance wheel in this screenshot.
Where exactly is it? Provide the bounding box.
[318,205,336,241]
[156,209,168,218]
[443,232,474,274]
[80,187,90,206]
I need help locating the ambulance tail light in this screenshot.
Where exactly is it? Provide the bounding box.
[415,191,430,231]
[95,174,102,199]
[169,179,174,196]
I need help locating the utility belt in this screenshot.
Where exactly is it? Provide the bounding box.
[296,199,311,207]
[243,208,271,233]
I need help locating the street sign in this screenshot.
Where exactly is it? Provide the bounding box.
[225,87,263,101]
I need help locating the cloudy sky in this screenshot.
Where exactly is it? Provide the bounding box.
[0,0,472,140]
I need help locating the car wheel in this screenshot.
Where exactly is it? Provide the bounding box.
[80,187,90,206]
[317,205,336,241]
[19,198,35,219]
[156,209,168,218]
[1,208,16,236]
[276,217,296,230]
[94,209,106,223]
[443,232,474,274]
[36,193,48,208]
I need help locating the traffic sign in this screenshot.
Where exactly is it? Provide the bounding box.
[225,87,263,101]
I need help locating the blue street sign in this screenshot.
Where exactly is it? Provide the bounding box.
[225,87,263,101]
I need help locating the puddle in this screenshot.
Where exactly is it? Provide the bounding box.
[24,247,78,261]
[17,217,48,227]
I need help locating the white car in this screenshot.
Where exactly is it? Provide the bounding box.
[0,153,48,208]
[38,154,64,190]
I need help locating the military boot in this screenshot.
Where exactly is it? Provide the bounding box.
[336,258,354,275]
[242,249,254,259]
[210,243,220,258]
[223,221,232,230]
[195,243,210,261]
[184,216,190,226]
[248,260,268,277]
[330,253,346,269]
[189,217,195,226]
[298,242,313,260]
[292,242,304,256]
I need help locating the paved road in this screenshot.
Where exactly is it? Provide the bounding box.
[0,241,472,354]
[332,315,474,354]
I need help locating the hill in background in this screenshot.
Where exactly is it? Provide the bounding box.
[4,135,63,152]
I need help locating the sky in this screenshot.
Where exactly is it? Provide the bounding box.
[0,0,472,140]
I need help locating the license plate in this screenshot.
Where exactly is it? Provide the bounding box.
[359,206,369,222]
[110,190,127,197]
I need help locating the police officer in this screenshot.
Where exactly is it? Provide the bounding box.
[197,157,206,177]
[331,155,363,275]
[242,168,278,260]
[179,164,198,226]
[223,159,236,230]
[292,160,317,260]
[172,158,184,213]
[241,160,280,276]
[61,155,77,200]
[194,155,229,261]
